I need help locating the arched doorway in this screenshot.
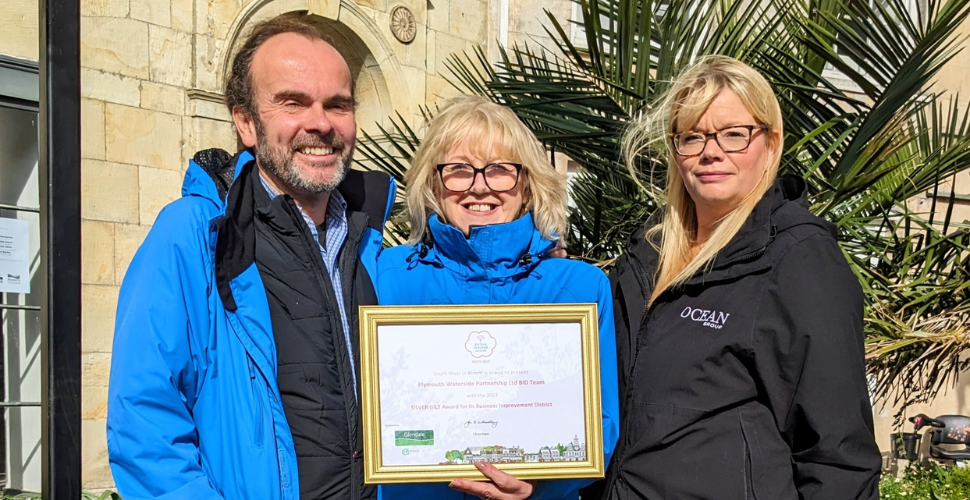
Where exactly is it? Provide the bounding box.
[219,1,417,139]
[300,13,395,135]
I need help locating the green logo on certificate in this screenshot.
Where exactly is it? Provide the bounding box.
[395,430,434,446]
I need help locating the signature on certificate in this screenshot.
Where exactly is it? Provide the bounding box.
[464,419,500,428]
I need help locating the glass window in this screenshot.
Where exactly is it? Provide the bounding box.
[0,84,42,493]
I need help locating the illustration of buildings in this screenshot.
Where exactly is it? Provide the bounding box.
[461,446,526,464]
[562,435,587,462]
[538,446,561,461]
[455,437,587,464]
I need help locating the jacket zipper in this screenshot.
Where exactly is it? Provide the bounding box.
[713,246,767,269]
[341,220,365,500]
[624,253,655,364]
[710,225,777,271]
[623,251,652,317]
[609,251,657,483]
[280,198,362,499]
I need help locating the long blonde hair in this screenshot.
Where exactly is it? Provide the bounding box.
[622,56,784,304]
[405,95,569,245]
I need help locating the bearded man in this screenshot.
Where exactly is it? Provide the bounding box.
[106,15,394,500]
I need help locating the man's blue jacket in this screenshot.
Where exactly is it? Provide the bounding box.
[106,150,394,500]
[374,213,620,500]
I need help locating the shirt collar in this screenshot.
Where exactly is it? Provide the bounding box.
[258,171,347,226]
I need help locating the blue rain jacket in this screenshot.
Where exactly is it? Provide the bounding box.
[106,150,394,500]
[374,213,620,500]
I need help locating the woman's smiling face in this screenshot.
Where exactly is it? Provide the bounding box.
[437,140,526,236]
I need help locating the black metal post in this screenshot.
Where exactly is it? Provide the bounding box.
[38,0,82,498]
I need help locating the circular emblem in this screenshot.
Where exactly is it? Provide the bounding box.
[390,6,416,44]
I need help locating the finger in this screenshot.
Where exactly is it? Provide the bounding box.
[476,462,514,490]
[477,462,533,497]
[448,477,495,498]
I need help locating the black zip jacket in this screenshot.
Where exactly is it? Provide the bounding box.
[210,150,390,500]
[604,175,881,500]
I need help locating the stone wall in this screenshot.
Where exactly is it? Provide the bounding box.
[506,0,572,51]
[924,14,970,225]
[0,0,38,61]
[79,0,227,488]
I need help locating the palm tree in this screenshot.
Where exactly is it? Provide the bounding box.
[355,0,970,417]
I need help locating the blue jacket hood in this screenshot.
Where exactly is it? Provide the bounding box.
[181,149,254,206]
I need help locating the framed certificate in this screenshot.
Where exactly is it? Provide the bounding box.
[358,303,604,484]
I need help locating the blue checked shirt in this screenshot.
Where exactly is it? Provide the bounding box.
[259,175,357,399]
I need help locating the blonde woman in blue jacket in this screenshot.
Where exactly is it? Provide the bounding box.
[375,96,619,500]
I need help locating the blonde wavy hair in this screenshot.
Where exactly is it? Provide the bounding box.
[405,95,569,246]
[622,55,784,303]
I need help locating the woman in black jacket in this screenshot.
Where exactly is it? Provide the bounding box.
[603,56,881,500]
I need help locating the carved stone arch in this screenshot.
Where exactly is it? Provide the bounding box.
[219,0,416,133]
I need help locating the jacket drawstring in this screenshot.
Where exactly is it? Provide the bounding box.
[405,243,430,263]
[514,250,551,277]
[405,233,435,264]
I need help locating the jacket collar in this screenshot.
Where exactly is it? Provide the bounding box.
[186,148,392,230]
[422,212,557,277]
[622,175,831,291]
[704,183,780,271]
[682,174,831,285]
[182,148,253,206]
[204,149,393,311]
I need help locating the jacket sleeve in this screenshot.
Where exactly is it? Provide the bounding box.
[608,251,647,420]
[754,233,881,500]
[607,227,654,417]
[106,201,225,500]
[531,271,620,500]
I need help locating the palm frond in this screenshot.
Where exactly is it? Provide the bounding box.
[355,111,429,245]
[361,0,970,409]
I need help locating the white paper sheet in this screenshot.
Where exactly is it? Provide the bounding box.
[377,322,587,466]
[0,218,31,294]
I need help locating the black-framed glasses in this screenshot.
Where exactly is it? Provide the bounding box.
[669,124,768,157]
[436,162,524,192]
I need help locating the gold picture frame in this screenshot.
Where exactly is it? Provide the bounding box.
[359,303,604,484]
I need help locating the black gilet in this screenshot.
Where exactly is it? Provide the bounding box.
[251,164,378,500]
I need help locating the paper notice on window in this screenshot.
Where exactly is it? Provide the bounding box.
[0,218,30,294]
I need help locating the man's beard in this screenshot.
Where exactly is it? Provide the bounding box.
[254,119,351,195]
